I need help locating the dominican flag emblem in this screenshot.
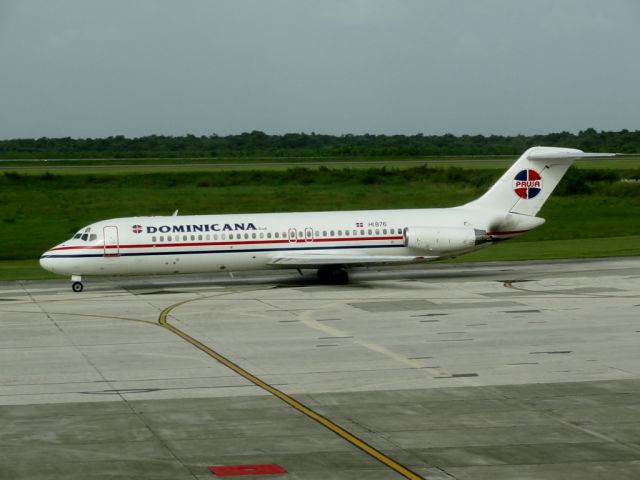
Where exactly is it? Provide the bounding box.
[513,169,542,199]
[356,222,364,227]
[132,224,143,234]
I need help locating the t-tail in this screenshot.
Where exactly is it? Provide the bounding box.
[462,146,615,238]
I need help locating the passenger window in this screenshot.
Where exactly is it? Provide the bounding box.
[368,229,372,235]
[183,235,187,241]
[252,233,257,239]
[160,236,164,242]
[152,236,156,242]
[191,235,195,241]
[221,234,226,240]
[244,233,249,239]
[198,235,202,241]
[275,232,279,238]
[259,232,264,239]
[360,229,365,235]
[214,234,218,240]
[229,234,234,240]
[282,232,286,238]
[206,234,210,240]
[375,229,380,235]
[330,230,335,236]
[383,229,387,235]
[267,232,272,239]
[322,230,327,236]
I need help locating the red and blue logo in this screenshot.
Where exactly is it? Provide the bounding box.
[132,224,143,234]
[513,169,542,199]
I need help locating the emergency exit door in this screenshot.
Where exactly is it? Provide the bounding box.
[103,226,120,256]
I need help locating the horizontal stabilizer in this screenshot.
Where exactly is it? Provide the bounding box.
[528,151,616,162]
[268,253,436,268]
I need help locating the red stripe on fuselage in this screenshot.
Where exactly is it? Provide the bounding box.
[48,235,405,252]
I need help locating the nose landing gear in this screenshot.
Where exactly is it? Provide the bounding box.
[71,275,83,293]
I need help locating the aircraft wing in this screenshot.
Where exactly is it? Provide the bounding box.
[267,253,437,268]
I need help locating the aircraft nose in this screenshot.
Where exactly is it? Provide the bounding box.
[39,252,56,273]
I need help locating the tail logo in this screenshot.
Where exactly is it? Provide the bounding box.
[513,169,542,199]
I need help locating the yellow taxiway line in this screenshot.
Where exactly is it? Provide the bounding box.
[159,296,425,480]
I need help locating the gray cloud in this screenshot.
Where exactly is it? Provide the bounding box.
[1,0,639,139]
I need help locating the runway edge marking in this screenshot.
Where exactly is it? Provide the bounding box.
[158,296,425,480]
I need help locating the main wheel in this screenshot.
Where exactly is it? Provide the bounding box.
[334,269,349,285]
[317,266,333,283]
[72,281,84,293]
[317,267,349,285]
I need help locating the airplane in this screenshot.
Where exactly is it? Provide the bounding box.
[40,146,614,292]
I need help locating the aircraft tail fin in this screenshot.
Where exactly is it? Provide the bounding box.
[464,146,615,216]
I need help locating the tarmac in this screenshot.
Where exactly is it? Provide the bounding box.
[1,257,639,479]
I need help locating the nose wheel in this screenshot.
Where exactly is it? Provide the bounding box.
[71,275,83,292]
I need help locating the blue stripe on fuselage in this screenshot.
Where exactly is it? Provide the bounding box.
[41,243,403,259]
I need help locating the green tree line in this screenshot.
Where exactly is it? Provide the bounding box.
[0,128,638,159]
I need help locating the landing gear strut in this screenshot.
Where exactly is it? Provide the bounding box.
[71,275,83,293]
[317,266,349,285]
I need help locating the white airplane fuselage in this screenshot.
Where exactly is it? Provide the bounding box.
[40,207,516,277]
[40,147,615,291]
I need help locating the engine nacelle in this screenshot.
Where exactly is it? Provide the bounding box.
[404,226,488,253]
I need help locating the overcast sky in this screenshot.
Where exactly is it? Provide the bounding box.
[1,0,639,139]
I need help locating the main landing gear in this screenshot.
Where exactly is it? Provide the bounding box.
[71,275,83,293]
[317,266,349,285]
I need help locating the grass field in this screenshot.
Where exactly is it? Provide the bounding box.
[1,154,639,175]
[1,157,639,281]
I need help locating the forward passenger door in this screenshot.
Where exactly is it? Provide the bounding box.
[103,226,120,256]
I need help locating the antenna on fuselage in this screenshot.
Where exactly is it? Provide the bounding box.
[172,210,179,216]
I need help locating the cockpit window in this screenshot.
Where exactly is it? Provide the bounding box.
[72,227,96,242]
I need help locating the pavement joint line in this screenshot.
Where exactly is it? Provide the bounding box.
[0,309,157,326]
[158,294,427,480]
[19,283,199,479]
[502,280,627,298]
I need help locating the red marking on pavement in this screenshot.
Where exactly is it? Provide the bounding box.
[209,464,287,477]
